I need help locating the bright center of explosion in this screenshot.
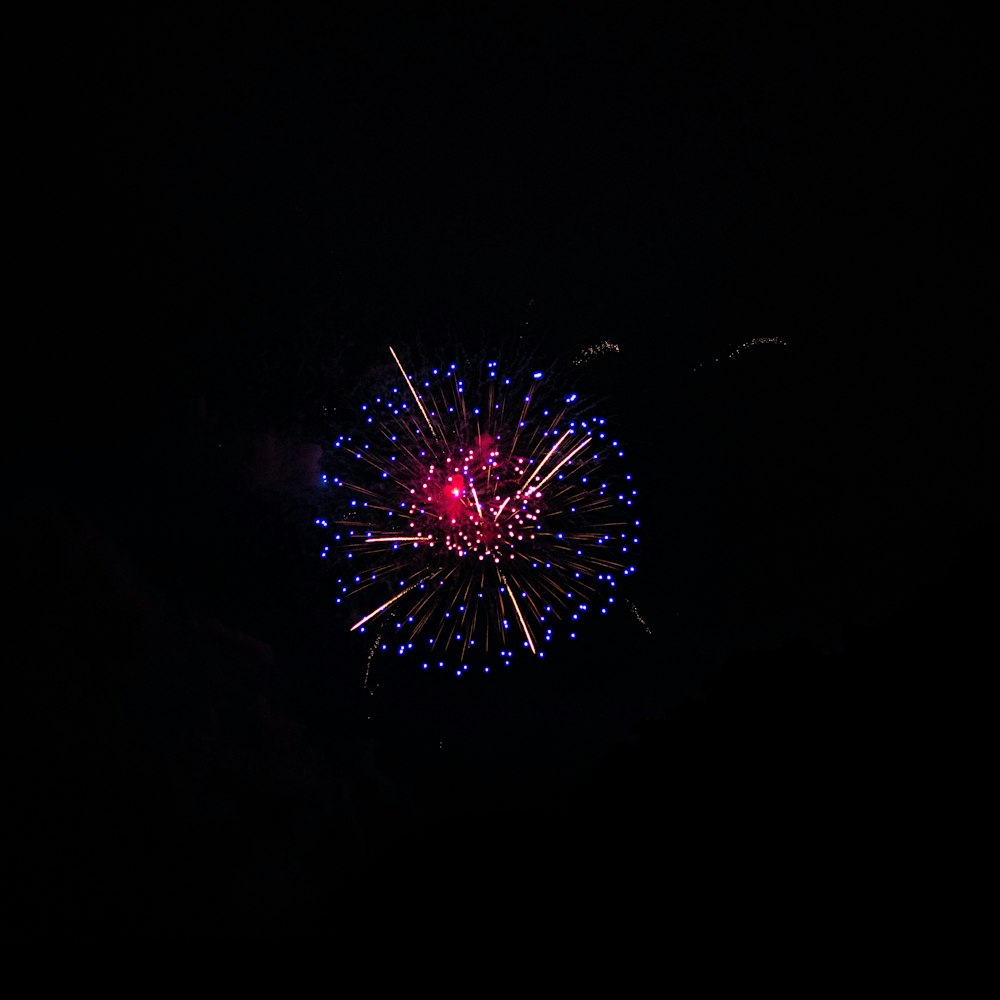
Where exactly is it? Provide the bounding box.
[411,443,540,562]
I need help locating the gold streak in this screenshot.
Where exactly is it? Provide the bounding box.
[389,345,437,437]
[521,429,572,490]
[499,570,536,655]
[351,583,419,631]
[525,436,592,497]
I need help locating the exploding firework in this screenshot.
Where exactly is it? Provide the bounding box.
[316,346,640,677]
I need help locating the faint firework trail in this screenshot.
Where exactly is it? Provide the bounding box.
[573,340,621,365]
[692,337,787,372]
[629,600,652,635]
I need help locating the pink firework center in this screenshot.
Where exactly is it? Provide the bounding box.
[319,352,639,675]
[414,442,539,561]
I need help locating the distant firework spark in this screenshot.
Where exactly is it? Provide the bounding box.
[692,337,787,372]
[317,348,640,676]
[573,340,620,365]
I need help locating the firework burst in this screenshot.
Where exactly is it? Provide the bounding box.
[317,346,640,676]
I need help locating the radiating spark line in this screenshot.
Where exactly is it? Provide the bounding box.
[525,436,592,497]
[364,535,431,545]
[521,428,573,490]
[390,345,437,437]
[499,570,536,655]
[350,580,424,631]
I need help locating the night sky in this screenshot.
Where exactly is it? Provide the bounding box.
[13,10,993,939]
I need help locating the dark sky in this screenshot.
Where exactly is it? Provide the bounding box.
[13,9,994,938]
